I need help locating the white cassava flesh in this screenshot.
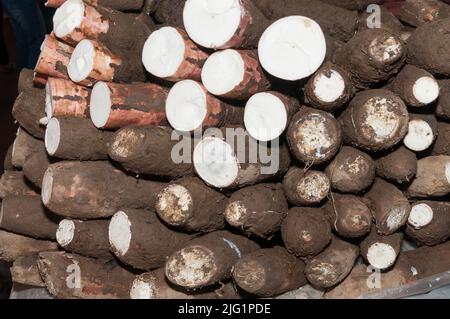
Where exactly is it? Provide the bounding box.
[142,27,186,78]
[367,243,397,270]
[45,82,54,119]
[156,184,193,225]
[258,16,326,81]
[130,278,155,299]
[412,76,440,105]
[369,36,403,63]
[56,219,75,247]
[225,201,247,227]
[408,203,434,229]
[41,168,54,206]
[403,119,434,152]
[45,118,61,156]
[363,97,401,143]
[109,211,132,257]
[313,70,346,103]
[68,39,95,83]
[90,81,112,128]
[53,0,85,40]
[244,92,288,142]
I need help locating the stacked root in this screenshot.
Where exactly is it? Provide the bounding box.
[1,0,450,299]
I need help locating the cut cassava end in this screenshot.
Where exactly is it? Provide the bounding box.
[45,117,113,160]
[325,146,375,193]
[23,148,53,189]
[202,49,270,100]
[41,161,164,219]
[406,201,450,246]
[407,18,450,76]
[360,228,403,270]
[398,0,450,27]
[304,62,355,112]
[12,89,46,139]
[258,16,326,81]
[11,128,45,169]
[109,209,195,270]
[130,268,239,299]
[0,230,58,263]
[142,26,208,82]
[286,107,342,165]
[232,247,307,297]
[156,177,227,233]
[305,236,359,289]
[0,171,37,199]
[35,35,73,80]
[375,146,417,184]
[11,254,45,287]
[165,230,259,289]
[45,77,90,119]
[333,29,405,89]
[364,178,411,235]
[109,126,194,178]
[403,114,438,152]
[388,65,440,107]
[90,81,168,129]
[339,89,409,151]
[244,91,298,142]
[281,207,332,258]
[282,167,330,206]
[323,194,372,238]
[38,252,135,299]
[407,155,450,197]
[56,219,111,259]
[183,0,269,49]
[166,80,243,132]
[225,183,288,239]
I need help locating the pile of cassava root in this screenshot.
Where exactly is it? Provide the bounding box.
[1,0,450,299]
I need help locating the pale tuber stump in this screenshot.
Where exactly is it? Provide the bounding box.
[360,228,403,270]
[403,113,438,152]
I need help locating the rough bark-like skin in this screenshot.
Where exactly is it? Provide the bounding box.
[0,230,58,263]
[375,146,417,183]
[304,62,355,112]
[35,35,73,80]
[18,68,34,93]
[407,156,450,197]
[156,177,227,233]
[165,230,260,289]
[153,0,185,27]
[225,183,288,239]
[431,122,450,156]
[436,80,450,120]
[0,171,37,199]
[46,77,90,118]
[405,201,450,246]
[325,241,450,298]
[93,0,144,11]
[364,178,411,235]
[110,209,195,270]
[322,0,383,10]
[132,268,240,299]
[60,220,111,259]
[233,247,307,297]
[407,18,450,76]
[305,236,359,289]
[50,118,113,160]
[388,65,438,107]
[323,194,372,238]
[11,254,45,287]
[3,144,14,171]
[109,126,194,178]
[281,207,332,258]
[360,228,403,268]
[38,252,135,299]
[325,146,375,193]
[253,0,358,42]
[12,89,46,139]
[43,161,164,219]
[333,29,405,89]
[12,129,45,169]
[1,195,60,240]
[23,151,53,189]
[214,50,270,99]
[357,6,403,34]
[398,0,450,26]
[287,107,342,165]
[95,82,168,129]
[338,90,409,151]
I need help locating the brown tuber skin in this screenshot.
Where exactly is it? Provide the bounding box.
[41,161,164,219]
[398,0,450,27]
[407,155,450,197]
[364,178,411,235]
[11,128,45,169]
[286,107,342,165]
[357,6,403,34]
[3,144,14,171]
[23,149,54,189]
[12,88,46,139]
[18,68,34,93]
[282,167,330,206]
[323,194,372,238]
[165,230,260,289]
[225,183,288,239]
[0,195,61,240]
[321,0,383,10]
[305,236,359,289]
[375,146,417,184]
[431,122,450,156]
[436,80,450,120]
[0,171,37,199]
[281,207,332,258]
[156,177,227,233]
[325,146,375,193]
[360,228,403,270]
[11,254,45,287]
[233,247,307,297]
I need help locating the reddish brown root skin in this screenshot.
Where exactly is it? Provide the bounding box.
[0,171,37,200]
[12,89,46,139]
[11,254,45,287]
